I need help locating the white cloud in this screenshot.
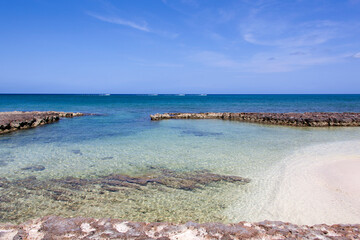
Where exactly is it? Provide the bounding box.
[135,61,183,68]
[191,50,343,73]
[353,52,360,58]
[191,51,241,68]
[87,12,178,38]
[242,20,339,48]
[243,51,341,73]
[87,12,150,32]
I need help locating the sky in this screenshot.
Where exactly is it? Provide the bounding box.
[0,0,360,94]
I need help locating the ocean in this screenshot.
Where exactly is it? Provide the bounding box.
[1,94,360,224]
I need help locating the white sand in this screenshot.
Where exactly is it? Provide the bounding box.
[228,140,360,225]
[270,141,360,225]
[318,157,360,213]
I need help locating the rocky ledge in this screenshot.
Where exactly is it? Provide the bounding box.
[0,216,359,240]
[0,111,88,134]
[150,112,360,127]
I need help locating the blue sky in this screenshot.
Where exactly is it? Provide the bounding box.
[0,0,360,94]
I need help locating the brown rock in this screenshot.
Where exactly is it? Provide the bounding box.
[150,112,360,127]
[1,216,359,239]
[0,111,90,135]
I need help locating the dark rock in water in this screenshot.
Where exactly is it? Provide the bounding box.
[101,186,120,192]
[50,194,71,202]
[0,177,9,188]
[0,152,15,167]
[0,111,90,135]
[0,195,11,203]
[1,216,359,239]
[56,177,89,190]
[1,151,12,157]
[2,168,249,192]
[0,160,8,167]
[0,168,250,223]
[71,150,82,155]
[150,112,360,127]
[99,168,250,191]
[101,157,114,160]
[21,165,45,172]
[181,130,223,137]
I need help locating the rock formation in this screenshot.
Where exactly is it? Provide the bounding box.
[1,216,359,239]
[150,112,360,127]
[0,111,87,134]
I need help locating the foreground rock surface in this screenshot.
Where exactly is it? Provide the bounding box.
[0,111,87,134]
[151,112,360,127]
[0,216,359,240]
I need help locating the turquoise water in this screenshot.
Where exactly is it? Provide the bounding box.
[1,94,360,224]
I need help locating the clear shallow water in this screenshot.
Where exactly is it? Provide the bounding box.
[1,94,360,224]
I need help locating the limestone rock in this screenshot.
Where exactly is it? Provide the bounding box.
[1,216,359,239]
[150,112,360,127]
[0,111,89,134]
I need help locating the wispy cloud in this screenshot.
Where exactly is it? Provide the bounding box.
[134,60,183,68]
[242,20,340,48]
[191,50,343,73]
[87,11,179,38]
[87,12,150,32]
[180,0,199,7]
[243,51,342,73]
[191,51,241,68]
[238,0,360,49]
[353,52,360,58]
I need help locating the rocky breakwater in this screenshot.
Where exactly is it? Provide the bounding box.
[1,216,359,240]
[151,112,360,127]
[0,111,87,134]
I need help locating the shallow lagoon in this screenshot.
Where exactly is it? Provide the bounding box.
[1,94,360,224]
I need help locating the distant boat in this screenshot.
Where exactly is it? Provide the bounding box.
[177,94,185,96]
[99,94,111,96]
[199,94,207,96]
[148,94,158,96]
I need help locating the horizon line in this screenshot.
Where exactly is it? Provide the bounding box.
[1,93,360,95]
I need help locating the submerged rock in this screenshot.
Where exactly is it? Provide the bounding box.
[181,129,223,137]
[20,165,45,172]
[0,168,250,223]
[0,160,8,167]
[1,216,359,240]
[101,168,250,191]
[71,149,83,155]
[150,112,360,127]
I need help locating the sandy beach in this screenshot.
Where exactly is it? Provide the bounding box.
[267,141,360,225]
[318,156,360,214]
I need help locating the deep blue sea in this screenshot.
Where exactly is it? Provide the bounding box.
[1,94,360,224]
[1,94,360,143]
